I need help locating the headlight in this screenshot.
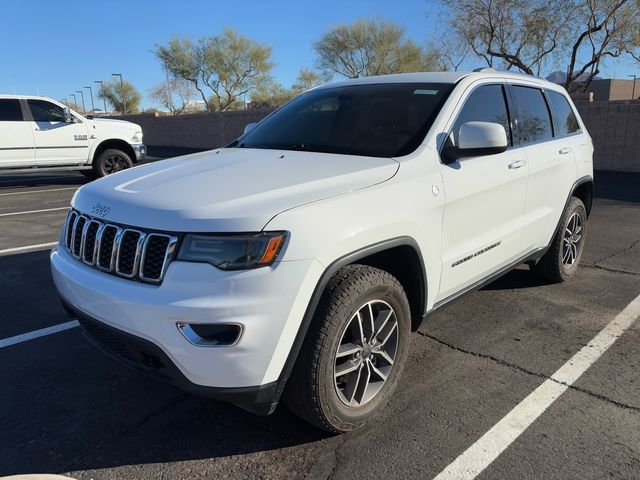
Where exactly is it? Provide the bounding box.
[177,232,287,270]
[131,131,143,143]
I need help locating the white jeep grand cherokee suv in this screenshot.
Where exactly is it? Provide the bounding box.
[51,70,593,432]
[0,95,145,177]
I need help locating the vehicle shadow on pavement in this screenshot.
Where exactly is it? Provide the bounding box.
[0,174,89,189]
[481,267,547,291]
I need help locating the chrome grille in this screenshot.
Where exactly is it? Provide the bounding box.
[63,209,178,284]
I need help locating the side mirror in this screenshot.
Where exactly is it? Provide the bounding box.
[442,121,508,164]
[63,107,74,123]
[243,122,257,135]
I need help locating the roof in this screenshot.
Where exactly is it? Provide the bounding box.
[318,69,558,89]
[0,94,53,100]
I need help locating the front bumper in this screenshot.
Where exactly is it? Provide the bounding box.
[62,299,284,415]
[131,143,147,163]
[51,245,323,406]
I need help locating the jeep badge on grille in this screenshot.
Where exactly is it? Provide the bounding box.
[91,202,110,217]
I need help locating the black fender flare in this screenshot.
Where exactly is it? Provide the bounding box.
[276,236,428,388]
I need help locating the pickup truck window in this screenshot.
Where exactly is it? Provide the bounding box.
[451,85,512,146]
[512,86,553,145]
[234,83,452,158]
[0,99,23,121]
[27,99,66,122]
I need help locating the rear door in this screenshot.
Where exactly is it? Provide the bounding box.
[27,99,90,166]
[509,85,578,251]
[0,99,35,168]
[437,83,529,302]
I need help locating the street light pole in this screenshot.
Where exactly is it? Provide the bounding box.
[94,80,107,113]
[84,86,96,113]
[76,90,86,113]
[628,75,637,100]
[112,73,127,114]
[70,93,77,110]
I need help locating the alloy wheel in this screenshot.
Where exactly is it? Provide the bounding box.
[562,212,583,267]
[333,300,398,407]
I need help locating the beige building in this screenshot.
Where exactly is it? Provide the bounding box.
[585,79,638,101]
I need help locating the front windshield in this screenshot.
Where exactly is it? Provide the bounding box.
[232,82,453,158]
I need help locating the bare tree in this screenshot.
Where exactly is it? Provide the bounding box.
[439,0,570,76]
[314,19,441,78]
[437,0,639,92]
[149,72,196,115]
[564,0,639,92]
[155,29,274,111]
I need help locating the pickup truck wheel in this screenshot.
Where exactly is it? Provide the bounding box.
[284,264,411,433]
[531,196,587,283]
[93,149,133,177]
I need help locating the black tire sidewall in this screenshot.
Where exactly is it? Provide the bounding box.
[317,278,411,430]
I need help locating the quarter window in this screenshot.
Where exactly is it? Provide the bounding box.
[27,99,66,122]
[546,91,581,137]
[0,99,23,121]
[512,86,553,145]
[451,85,511,146]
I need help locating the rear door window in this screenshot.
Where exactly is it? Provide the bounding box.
[451,84,512,146]
[511,86,553,145]
[546,91,581,137]
[0,99,23,121]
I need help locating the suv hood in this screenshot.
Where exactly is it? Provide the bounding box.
[72,148,399,232]
[89,117,141,133]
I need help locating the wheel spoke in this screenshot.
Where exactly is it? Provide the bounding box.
[368,360,388,381]
[353,361,371,404]
[343,364,363,404]
[373,309,393,343]
[336,342,362,358]
[356,311,366,346]
[373,348,394,366]
[335,360,360,377]
[378,321,397,347]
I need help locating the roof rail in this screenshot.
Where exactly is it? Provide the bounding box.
[472,67,496,73]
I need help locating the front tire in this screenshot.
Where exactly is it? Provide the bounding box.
[531,196,587,283]
[283,264,411,433]
[93,148,133,177]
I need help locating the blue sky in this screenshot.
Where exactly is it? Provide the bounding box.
[1,0,636,109]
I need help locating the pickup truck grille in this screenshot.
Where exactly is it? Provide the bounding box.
[63,209,179,284]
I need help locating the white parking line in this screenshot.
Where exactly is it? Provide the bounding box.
[0,320,79,349]
[0,242,58,256]
[0,175,78,185]
[0,186,77,196]
[0,207,68,217]
[433,292,640,480]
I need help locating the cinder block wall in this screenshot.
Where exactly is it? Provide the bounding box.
[575,100,640,173]
[120,100,640,172]
[120,109,275,150]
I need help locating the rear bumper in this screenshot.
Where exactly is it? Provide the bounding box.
[61,298,285,415]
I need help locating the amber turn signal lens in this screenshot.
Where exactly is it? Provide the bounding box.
[260,234,286,264]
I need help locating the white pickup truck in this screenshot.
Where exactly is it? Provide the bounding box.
[0,95,146,177]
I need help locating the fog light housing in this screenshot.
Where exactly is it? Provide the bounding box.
[177,322,242,347]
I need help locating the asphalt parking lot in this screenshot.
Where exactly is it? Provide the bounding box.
[1,163,639,479]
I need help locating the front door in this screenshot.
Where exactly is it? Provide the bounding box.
[437,84,529,302]
[0,98,34,168]
[26,99,89,166]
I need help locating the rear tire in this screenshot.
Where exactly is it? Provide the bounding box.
[93,148,133,177]
[283,264,411,433]
[531,196,587,283]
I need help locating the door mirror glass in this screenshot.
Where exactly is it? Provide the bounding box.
[243,122,257,135]
[443,121,508,163]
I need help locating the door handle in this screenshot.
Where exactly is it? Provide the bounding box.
[508,160,526,169]
[559,147,572,155]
